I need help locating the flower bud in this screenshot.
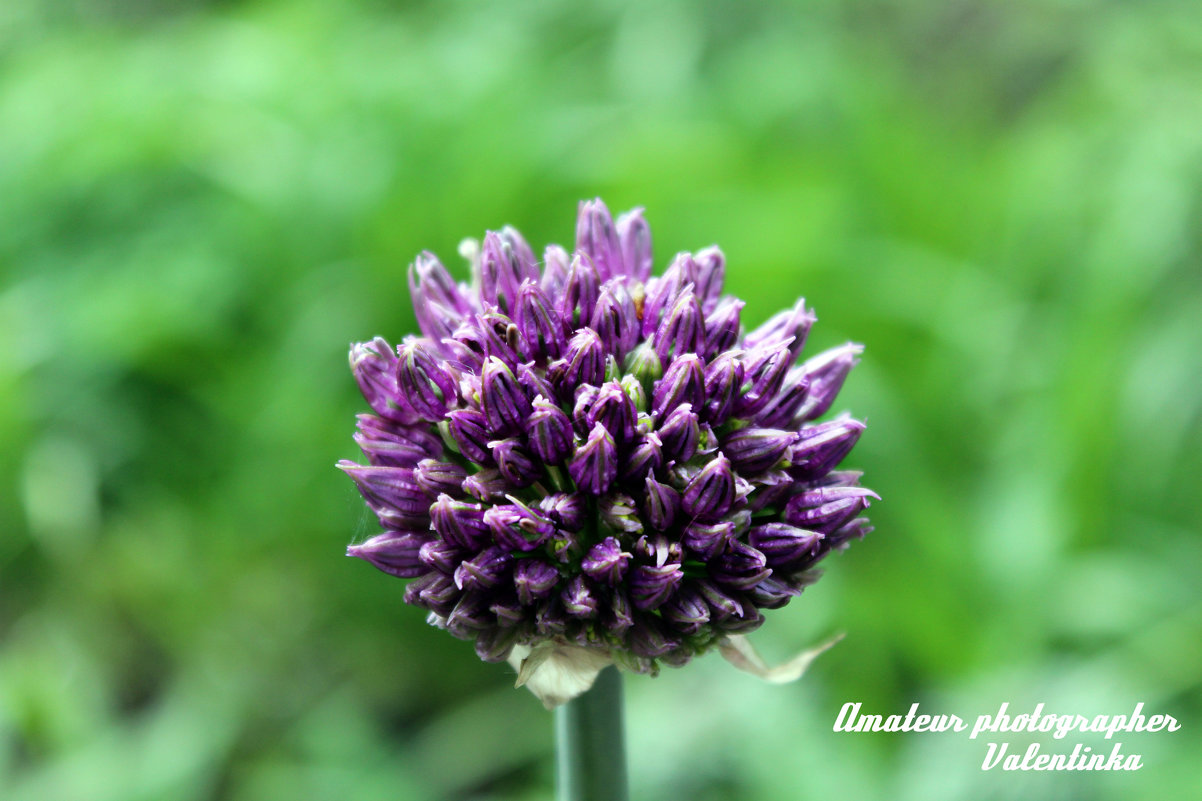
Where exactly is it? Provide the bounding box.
[789,417,866,480]
[682,454,735,520]
[527,395,573,464]
[414,459,468,498]
[480,357,532,436]
[538,492,585,531]
[784,486,877,534]
[661,586,710,634]
[484,502,553,552]
[627,616,679,658]
[703,296,743,359]
[623,432,663,481]
[692,246,725,314]
[748,523,824,568]
[590,280,640,359]
[616,207,653,283]
[406,573,459,617]
[743,298,815,361]
[480,229,537,314]
[568,423,618,496]
[721,427,798,475]
[643,476,680,531]
[419,539,463,575]
[429,494,490,549]
[734,343,792,417]
[642,252,698,336]
[354,414,443,467]
[541,244,570,295]
[562,575,600,618]
[477,310,525,367]
[681,520,733,560]
[397,341,457,421]
[630,563,683,610]
[446,408,494,465]
[583,381,637,445]
[582,537,631,585]
[488,438,539,486]
[350,338,418,424]
[710,541,771,591]
[794,342,863,423]
[576,198,623,282]
[338,462,430,527]
[652,353,705,416]
[652,288,704,365]
[657,404,700,462]
[513,559,560,605]
[559,254,601,328]
[514,279,568,360]
[462,467,508,501]
[550,328,605,391]
[454,546,512,592]
[347,530,429,578]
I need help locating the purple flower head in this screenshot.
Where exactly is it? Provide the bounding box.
[342,199,875,690]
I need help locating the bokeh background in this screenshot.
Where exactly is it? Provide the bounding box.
[2,0,1200,799]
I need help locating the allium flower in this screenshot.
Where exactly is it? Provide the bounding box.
[343,199,876,706]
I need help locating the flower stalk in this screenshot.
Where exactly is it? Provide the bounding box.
[555,666,629,801]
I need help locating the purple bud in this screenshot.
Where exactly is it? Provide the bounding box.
[746,576,805,609]
[559,254,601,328]
[642,252,698,336]
[590,280,640,359]
[584,381,637,444]
[703,296,743,359]
[474,626,519,663]
[661,585,710,634]
[541,244,570,295]
[600,492,643,534]
[477,310,525,367]
[419,539,463,575]
[414,459,468,498]
[794,342,863,423]
[484,502,553,552]
[711,541,771,591]
[693,246,725,313]
[537,492,585,531]
[409,252,470,341]
[568,423,618,496]
[701,353,744,426]
[784,486,877,534]
[789,416,865,479]
[561,575,600,618]
[657,404,700,462]
[429,494,490,549]
[480,230,536,313]
[652,287,704,365]
[576,198,623,282]
[643,476,680,531]
[350,338,418,424]
[354,414,443,467]
[462,467,508,501]
[743,299,816,360]
[682,454,735,520]
[347,530,430,578]
[489,596,525,628]
[604,586,635,635]
[406,573,459,617]
[443,321,487,373]
[652,353,705,416]
[696,579,745,621]
[722,427,798,475]
[453,546,512,592]
[748,523,824,567]
[735,343,793,417]
[338,462,430,527]
[627,616,679,658]
[630,563,684,610]
[488,438,539,486]
[446,408,494,465]
[826,517,873,550]
[747,469,794,512]
[581,537,631,585]
[719,608,766,635]
[616,207,653,283]
[514,280,567,360]
[517,362,556,402]
[623,432,663,481]
[549,328,605,391]
[513,559,560,605]
[753,366,811,428]
[527,395,573,463]
[396,341,457,422]
[534,599,568,636]
[681,520,734,560]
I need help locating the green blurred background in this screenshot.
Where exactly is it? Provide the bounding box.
[2,0,1200,799]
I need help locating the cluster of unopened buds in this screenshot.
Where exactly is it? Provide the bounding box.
[341,200,876,706]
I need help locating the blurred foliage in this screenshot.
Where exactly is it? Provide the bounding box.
[1,0,1200,799]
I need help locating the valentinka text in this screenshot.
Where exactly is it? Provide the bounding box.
[834,702,1181,771]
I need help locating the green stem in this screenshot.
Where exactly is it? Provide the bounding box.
[555,666,629,801]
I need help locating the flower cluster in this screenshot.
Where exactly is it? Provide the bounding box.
[342,199,875,682]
